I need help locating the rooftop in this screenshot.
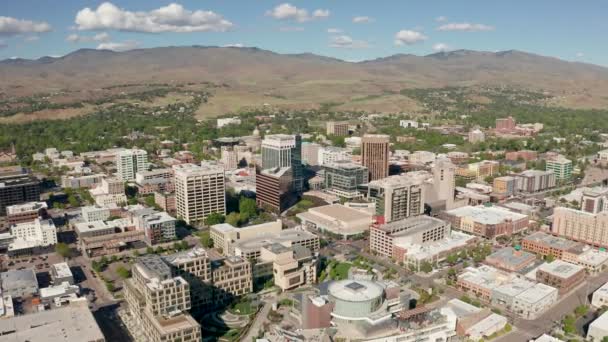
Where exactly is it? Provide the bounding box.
[163,247,208,265]
[486,247,536,267]
[515,283,558,304]
[6,202,47,215]
[445,205,527,225]
[233,228,317,254]
[523,232,581,251]
[537,260,584,279]
[328,280,384,302]
[137,255,172,281]
[51,262,72,279]
[0,269,38,293]
[0,301,104,342]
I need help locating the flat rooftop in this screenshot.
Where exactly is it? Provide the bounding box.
[233,228,317,253]
[487,247,536,267]
[163,247,208,265]
[537,260,584,279]
[0,301,104,342]
[445,205,527,225]
[307,204,372,223]
[6,202,47,215]
[376,215,447,234]
[51,262,72,279]
[523,232,581,251]
[515,283,558,304]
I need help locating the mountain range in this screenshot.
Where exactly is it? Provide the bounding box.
[1,46,608,117]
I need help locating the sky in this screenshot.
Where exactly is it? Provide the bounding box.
[0,1,607,65]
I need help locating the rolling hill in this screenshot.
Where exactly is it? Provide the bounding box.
[1,46,608,120]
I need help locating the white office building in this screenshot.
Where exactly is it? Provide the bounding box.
[174,162,226,225]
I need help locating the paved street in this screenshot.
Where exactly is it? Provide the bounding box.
[242,296,275,342]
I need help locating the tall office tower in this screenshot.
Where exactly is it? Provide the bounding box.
[256,167,296,213]
[123,255,201,342]
[432,158,456,209]
[261,134,296,169]
[291,134,303,193]
[0,166,40,217]
[116,148,149,181]
[367,174,425,223]
[174,163,225,225]
[361,134,390,181]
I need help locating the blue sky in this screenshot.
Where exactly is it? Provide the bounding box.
[1,1,607,65]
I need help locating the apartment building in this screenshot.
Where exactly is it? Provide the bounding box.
[135,168,174,195]
[546,155,573,180]
[514,170,556,193]
[164,248,253,312]
[89,177,128,207]
[174,163,225,225]
[326,121,350,136]
[493,176,517,197]
[138,211,177,245]
[81,206,111,223]
[552,206,608,247]
[361,134,390,181]
[441,205,529,239]
[318,146,352,166]
[61,173,104,189]
[369,215,449,259]
[367,174,425,223]
[456,161,499,181]
[115,149,149,181]
[123,255,201,342]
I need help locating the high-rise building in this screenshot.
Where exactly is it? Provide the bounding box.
[116,149,149,181]
[301,142,321,166]
[361,134,390,181]
[326,121,349,136]
[317,146,352,166]
[261,134,303,193]
[322,161,368,199]
[514,170,556,193]
[0,167,40,217]
[546,155,573,180]
[552,206,608,247]
[581,188,608,214]
[261,134,296,169]
[256,167,296,213]
[123,255,201,342]
[174,163,225,225]
[431,158,456,208]
[220,146,238,171]
[163,248,253,312]
[367,174,424,222]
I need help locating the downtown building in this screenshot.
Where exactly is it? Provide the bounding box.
[546,155,573,181]
[361,134,390,181]
[441,205,529,239]
[115,148,149,181]
[0,166,40,217]
[261,134,303,193]
[514,170,556,193]
[322,160,368,199]
[135,168,174,195]
[326,121,350,136]
[173,163,225,225]
[256,167,297,213]
[552,206,608,248]
[366,174,425,223]
[123,255,201,342]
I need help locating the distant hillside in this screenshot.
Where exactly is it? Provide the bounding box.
[1,46,608,119]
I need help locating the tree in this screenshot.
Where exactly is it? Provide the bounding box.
[55,242,71,259]
[225,212,241,227]
[420,261,433,273]
[116,266,131,279]
[545,254,555,263]
[199,231,213,248]
[446,253,458,265]
[239,197,257,218]
[205,212,225,225]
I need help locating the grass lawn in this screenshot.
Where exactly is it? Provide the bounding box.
[230,301,254,315]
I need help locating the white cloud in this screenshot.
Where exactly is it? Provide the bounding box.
[0,16,52,36]
[394,30,428,45]
[327,28,342,34]
[432,43,453,52]
[24,36,40,42]
[352,16,373,24]
[279,26,304,32]
[75,2,233,33]
[266,3,329,23]
[97,40,140,51]
[223,43,244,48]
[437,22,494,32]
[67,32,111,43]
[435,16,447,22]
[329,35,369,49]
[576,52,584,58]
